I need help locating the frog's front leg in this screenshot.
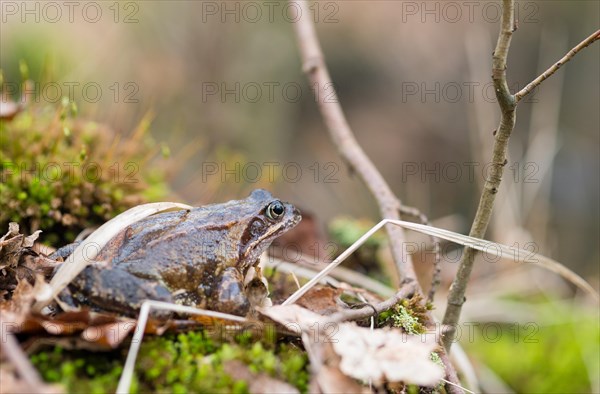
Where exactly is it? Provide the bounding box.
[210,267,251,316]
[70,264,173,318]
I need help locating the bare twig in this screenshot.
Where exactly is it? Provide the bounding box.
[329,281,416,323]
[442,6,599,352]
[289,0,415,285]
[449,341,480,392]
[1,327,44,386]
[442,0,517,351]
[439,352,467,394]
[515,29,600,102]
[288,1,465,390]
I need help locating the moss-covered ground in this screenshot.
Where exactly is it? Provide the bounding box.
[31,329,309,393]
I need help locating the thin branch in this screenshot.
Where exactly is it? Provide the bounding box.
[442,6,599,352]
[439,352,467,394]
[289,0,415,285]
[1,328,44,387]
[515,29,600,102]
[442,0,517,351]
[289,4,463,390]
[329,282,416,323]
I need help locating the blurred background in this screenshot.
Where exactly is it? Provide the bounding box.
[1,1,599,391]
[2,0,597,278]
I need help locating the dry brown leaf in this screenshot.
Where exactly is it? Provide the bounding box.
[0,223,20,243]
[0,223,51,310]
[259,304,330,335]
[6,309,142,350]
[312,365,368,394]
[0,223,30,270]
[81,321,136,348]
[332,324,443,386]
[0,223,40,256]
[259,305,367,392]
[261,305,443,387]
[22,231,41,248]
[296,286,345,315]
[0,277,41,327]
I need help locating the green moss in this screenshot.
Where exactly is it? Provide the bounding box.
[278,345,310,393]
[1,89,170,244]
[429,351,443,367]
[406,385,419,394]
[30,347,124,393]
[382,295,428,335]
[390,303,425,335]
[30,329,309,393]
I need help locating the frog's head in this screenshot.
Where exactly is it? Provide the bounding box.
[237,189,301,271]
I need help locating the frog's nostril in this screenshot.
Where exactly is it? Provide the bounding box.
[293,208,301,217]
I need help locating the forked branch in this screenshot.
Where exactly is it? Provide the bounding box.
[442,0,517,351]
[515,29,600,102]
[442,2,599,351]
[288,1,462,392]
[289,0,416,285]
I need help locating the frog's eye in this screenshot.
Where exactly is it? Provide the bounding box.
[266,201,285,220]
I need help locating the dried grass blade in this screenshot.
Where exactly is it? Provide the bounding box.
[284,219,598,305]
[34,202,192,310]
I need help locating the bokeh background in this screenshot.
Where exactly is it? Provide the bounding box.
[1,1,599,391]
[2,0,597,278]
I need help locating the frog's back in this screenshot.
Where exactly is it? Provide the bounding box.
[98,203,242,264]
[98,208,204,262]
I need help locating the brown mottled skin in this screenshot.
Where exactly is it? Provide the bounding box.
[60,190,301,317]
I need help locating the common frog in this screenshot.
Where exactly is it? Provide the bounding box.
[57,189,301,317]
